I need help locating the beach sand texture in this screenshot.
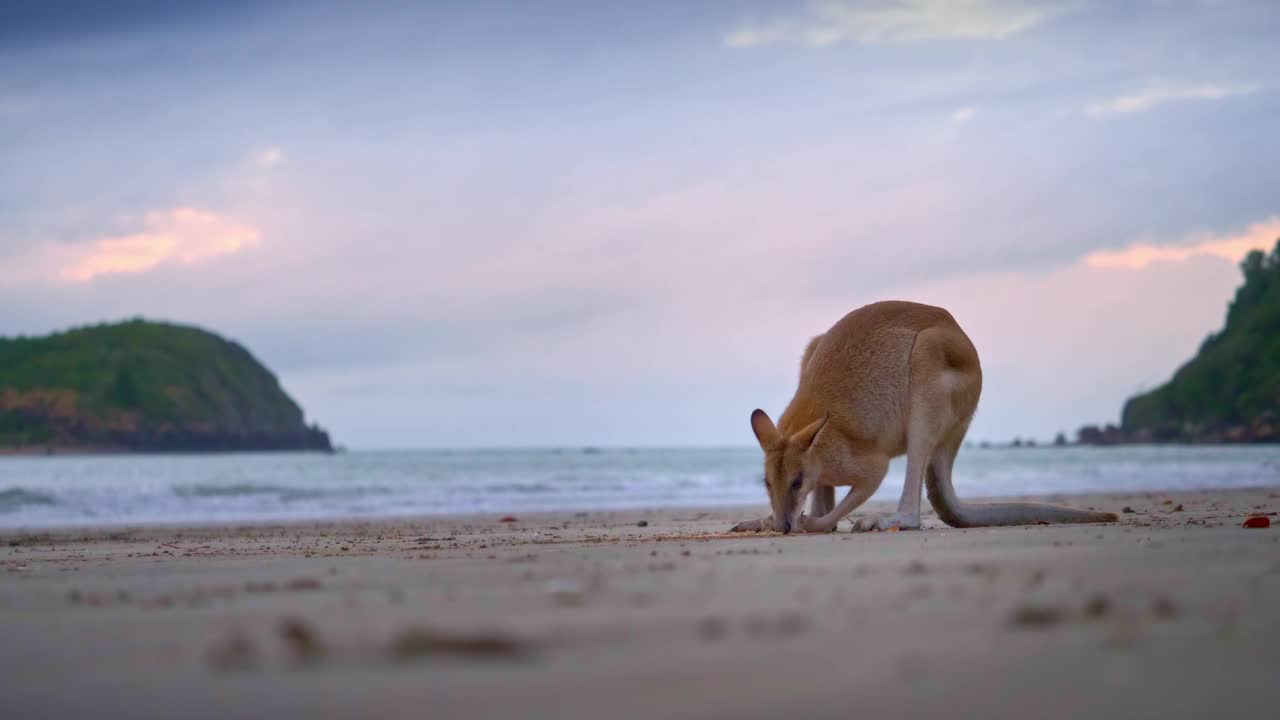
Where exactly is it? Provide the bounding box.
[3,489,1279,719]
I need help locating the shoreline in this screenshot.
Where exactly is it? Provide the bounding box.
[3,441,1280,457]
[0,445,131,457]
[3,484,1278,537]
[0,446,337,457]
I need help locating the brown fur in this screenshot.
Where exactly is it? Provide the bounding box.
[735,301,1118,534]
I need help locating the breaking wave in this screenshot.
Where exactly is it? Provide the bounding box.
[0,488,58,513]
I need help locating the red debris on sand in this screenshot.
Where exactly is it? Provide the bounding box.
[499,516,518,523]
[1243,516,1270,529]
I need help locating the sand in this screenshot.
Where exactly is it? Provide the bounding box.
[3,488,1279,719]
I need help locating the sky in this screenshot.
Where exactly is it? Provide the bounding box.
[2,0,1278,448]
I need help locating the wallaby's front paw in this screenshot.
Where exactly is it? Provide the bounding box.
[729,518,767,533]
[852,512,920,533]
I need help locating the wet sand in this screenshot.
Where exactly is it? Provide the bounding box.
[3,488,1279,719]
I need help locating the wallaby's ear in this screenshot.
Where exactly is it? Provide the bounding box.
[791,414,828,452]
[750,409,780,451]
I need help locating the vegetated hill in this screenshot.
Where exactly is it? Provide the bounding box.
[1079,238,1280,445]
[0,319,332,452]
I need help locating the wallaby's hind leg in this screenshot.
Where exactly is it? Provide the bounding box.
[925,420,970,527]
[853,327,964,532]
[852,396,947,532]
[851,426,934,532]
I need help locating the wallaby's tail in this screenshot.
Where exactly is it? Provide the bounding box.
[925,466,1117,528]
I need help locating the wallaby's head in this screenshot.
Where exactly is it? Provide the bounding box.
[750,408,827,534]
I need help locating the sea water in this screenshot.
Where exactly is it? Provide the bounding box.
[1,445,1278,528]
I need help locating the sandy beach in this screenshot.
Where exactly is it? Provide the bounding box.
[3,488,1278,719]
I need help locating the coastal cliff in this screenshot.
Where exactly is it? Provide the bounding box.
[0,319,332,453]
[1078,237,1280,445]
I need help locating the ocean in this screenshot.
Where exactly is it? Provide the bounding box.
[2,445,1279,529]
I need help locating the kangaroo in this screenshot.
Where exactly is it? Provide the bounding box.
[730,301,1117,534]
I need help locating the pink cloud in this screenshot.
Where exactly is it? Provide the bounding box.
[1084,217,1280,270]
[61,207,261,282]
[889,228,1257,439]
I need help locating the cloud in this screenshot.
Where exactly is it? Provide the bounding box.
[895,223,1263,441]
[60,207,261,282]
[951,106,977,122]
[1086,82,1260,116]
[1084,217,1280,270]
[254,146,284,169]
[724,0,1078,48]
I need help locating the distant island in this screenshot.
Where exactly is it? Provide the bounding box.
[0,319,332,453]
[1078,237,1280,445]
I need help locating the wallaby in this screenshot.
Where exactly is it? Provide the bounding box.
[730,301,1117,534]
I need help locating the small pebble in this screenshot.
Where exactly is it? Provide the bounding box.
[390,628,528,659]
[1152,596,1179,620]
[285,577,323,591]
[1083,594,1110,619]
[698,617,729,642]
[636,520,649,527]
[1010,605,1065,629]
[279,618,324,662]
